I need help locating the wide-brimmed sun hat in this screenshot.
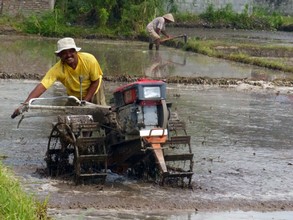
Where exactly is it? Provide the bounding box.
[163,13,174,22]
[55,37,81,54]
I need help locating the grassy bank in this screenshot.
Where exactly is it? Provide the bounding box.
[174,39,293,74]
[0,161,48,219]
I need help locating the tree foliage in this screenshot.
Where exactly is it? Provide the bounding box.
[199,3,284,30]
[20,1,286,37]
[54,0,167,30]
[21,0,172,36]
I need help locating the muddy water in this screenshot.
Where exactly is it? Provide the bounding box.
[0,35,293,219]
[1,79,293,219]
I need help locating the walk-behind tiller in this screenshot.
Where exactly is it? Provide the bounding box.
[17,79,194,187]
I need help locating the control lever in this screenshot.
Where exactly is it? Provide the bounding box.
[79,76,85,105]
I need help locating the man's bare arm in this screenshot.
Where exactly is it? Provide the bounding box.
[84,79,100,102]
[11,83,47,118]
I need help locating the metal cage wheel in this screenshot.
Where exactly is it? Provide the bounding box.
[73,144,81,184]
[73,142,108,185]
[45,122,76,177]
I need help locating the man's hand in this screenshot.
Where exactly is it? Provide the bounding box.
[11,108,21,119]
[11,104,26,119]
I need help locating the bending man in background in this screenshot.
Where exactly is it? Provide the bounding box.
[146,13,175,50]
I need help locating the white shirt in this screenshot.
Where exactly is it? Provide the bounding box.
[146,17,166,32]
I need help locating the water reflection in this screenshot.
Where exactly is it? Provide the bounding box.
[0,35,57,75]
[0,35,291,81]
[144,51,186,78]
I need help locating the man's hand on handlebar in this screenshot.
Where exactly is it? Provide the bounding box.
[11,104,27,119]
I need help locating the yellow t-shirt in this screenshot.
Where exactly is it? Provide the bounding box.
[41,52,103,99]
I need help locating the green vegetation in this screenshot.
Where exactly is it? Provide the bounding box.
[4,1,288,38]
[20,0,168,37]
[198,4,283,30]
[180,38,293,73]
[0,1,290,38]
[0,161,48,219]
[282,15,293,25]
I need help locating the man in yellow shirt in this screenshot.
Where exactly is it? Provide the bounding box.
[11,37,106,119]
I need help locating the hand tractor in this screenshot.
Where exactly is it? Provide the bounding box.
[17,79,194,187]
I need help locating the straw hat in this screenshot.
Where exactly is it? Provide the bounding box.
[163,13,174,22]
[55,37,81,54]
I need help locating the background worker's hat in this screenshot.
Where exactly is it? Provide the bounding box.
[163,13,174,22]
[55,37,81,54]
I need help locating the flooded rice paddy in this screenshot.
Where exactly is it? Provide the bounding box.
[0,32,293,219]
[169,27,293,46]
[0,34,292,81]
